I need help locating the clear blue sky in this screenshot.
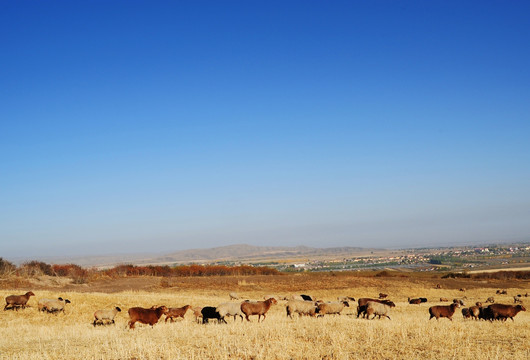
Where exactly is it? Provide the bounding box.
[1,1,529,259]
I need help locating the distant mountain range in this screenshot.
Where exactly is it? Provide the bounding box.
[15,244,387,267]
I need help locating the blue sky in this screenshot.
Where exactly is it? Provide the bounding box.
[1,1,529,258]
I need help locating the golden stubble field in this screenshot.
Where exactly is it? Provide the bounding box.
[0,273,528,360]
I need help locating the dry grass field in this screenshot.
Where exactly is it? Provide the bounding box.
[1,273,529,359]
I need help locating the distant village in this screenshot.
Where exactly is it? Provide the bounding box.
[250,243,530,273]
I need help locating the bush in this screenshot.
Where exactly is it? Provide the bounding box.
[0,258,16,276]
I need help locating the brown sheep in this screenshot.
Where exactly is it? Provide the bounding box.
[240,298,277,322]
[127,306,168,329]
[496,289,507,295]
[191,306,203,323]
[165,305,191,322]
[4,291,35,311]
[459,288,466,292]
[486,297,495,303]
[429,303,460,321]
[469,305,484,320]
[488,304,526,322]
[436,284,442,289]
[408,297,422,305]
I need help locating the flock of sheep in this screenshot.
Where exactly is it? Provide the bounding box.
[3,289,527,329]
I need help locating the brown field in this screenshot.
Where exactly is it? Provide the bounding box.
[1,273,529,359]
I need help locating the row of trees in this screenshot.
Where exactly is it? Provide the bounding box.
[0,257,281,282]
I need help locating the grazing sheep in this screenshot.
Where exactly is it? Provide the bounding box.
[201,306,226,324]
[487,304,526,322]
[286,300,319,318]
[496,289,507,295]
[4,291,35,311]
[468,305,482,320]
[378,293,388,299]
[216,302,244,322]
[461,308,471,319]
[127,306,168,329]
[240,298,277,322]
[436,284,442,289]
[93,306,121,326]
[408,297,422,305]
[429,303,460,321]
[459,288,466,292]
[337,296,356,302]
[38,298,71,314]
[191,306,203,323]
[165,305,191,322]
[440,298,449,302]
[365,301,395,320]
[357,298,393,318]
[317,301,349,317]
[486,297,495,303]
[229,292,239,300]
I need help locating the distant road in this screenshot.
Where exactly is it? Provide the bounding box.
[468,266,530,273]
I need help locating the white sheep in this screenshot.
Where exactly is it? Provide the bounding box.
[93,306,122,326]
[286,300,318,318]
[216,302,244,322]
[317,301,349,316]
[38,297,71,314]
[365,301,395,320]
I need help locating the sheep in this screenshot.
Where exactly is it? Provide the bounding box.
[378,293,388,299]
[240,298,277,322]
[191,306,203,323]
[468,305,482,320]
[216,302,244,322]
[229,292,239,300]
[428,303,460,321]
[496,289,507,295]
[4,291,35,311]
[440,298,449,302]
[337,296,356,302]
[365,300,395,320]
[93,306,121,326]
[461,307,471,319]
[127,306,168,329]
[436,284,442,289]
[165,305,191,322]
[201,306,226,324]
[286,300,319,318]
[317,301,349,317]
[38,298,71,314]
[487,304,526,322]
[486,297,495,303]
[459,288,466,292]
[408,297,422,305]
[513,296,522,304]
[357,298,393,318]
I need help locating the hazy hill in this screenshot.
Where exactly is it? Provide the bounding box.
[13,244,386,267]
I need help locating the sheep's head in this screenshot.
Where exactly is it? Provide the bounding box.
[516,305,526,311]
[26,291,35,297]
[115,306,122,312]
[342,301,350,307]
